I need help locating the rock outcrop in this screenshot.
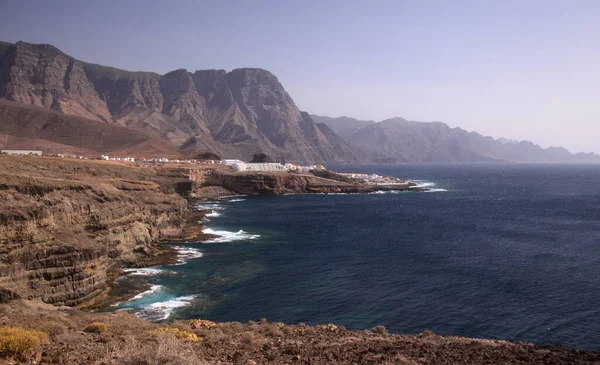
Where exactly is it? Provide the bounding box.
[0,41,361,163]
[190,167,417,196]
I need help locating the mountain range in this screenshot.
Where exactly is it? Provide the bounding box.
[311,116,600,163]
[0,41,359,162]
[0,40,596,163]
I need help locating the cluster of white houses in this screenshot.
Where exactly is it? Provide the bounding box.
[1,150,325,174]
[221,159,325,173]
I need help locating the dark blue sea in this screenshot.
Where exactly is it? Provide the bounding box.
[113,163,600,351]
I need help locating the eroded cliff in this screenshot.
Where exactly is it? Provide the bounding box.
[0,156,194,307]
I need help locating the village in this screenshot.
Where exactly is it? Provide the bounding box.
[0,150,411,186]
[0,149,328,174]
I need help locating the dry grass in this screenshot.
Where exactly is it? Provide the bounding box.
[373,325,388,335]
[156,327,201,342]
[101,335,204,365]
[0,327,49,356]
[84,322,108,334]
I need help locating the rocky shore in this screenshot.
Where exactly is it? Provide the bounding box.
[0,156,421,309]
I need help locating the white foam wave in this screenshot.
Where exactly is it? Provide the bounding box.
[123,268,175,276]
[203,228,260,243]
[369,190,403,194]
[172,246,204,264]
[227,198,246,202]
[197,203,224,211]
[131,284,163,301]
[136,295,196,321]
[425,188,448,193]
[411,180,436,188]
[410,180,448,192]
[206,211,221,217]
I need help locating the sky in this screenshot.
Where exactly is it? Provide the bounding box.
[1,0,599,153]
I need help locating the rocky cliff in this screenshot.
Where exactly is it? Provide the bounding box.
[0,156,196,307]
[0,41,361,163]
[190,167,416,196]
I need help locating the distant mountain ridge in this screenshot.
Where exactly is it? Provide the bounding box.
[312,114,600,163]
[0,41,361,163]
[0,40,595,164]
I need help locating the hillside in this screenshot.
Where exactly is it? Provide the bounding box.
[0,100,182,157]
[0,41,360,163]
[310,114,375,138]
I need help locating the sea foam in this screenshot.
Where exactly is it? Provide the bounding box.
[123,268,175,276]
[411,180,448,192]
[172,246,204,264]
[136,295,196,321]
[130,284,163,301]
[203,228,260,243]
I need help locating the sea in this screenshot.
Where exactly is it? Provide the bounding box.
[110,163,600,351]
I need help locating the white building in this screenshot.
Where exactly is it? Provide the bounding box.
[221,159,244,166]
[1,150,42,156]
[233,162,287,172]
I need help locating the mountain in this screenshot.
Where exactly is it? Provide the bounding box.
[0,41,360,163]
[310,115,375,138]
[319,116,600,163]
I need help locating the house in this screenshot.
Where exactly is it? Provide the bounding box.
[221,159,244,166]
[1,150,42,156]
[233,162,287,172]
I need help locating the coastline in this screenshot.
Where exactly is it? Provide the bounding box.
[2,156,600,362]
[104,171,428,312]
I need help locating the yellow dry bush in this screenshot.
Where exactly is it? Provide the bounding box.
[84,322,108,334]
[320,323,338,332]
[189,319,217,330]
[0,327,49,356]
[157,327,201,342]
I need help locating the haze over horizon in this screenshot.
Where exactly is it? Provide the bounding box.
[1,0,598,153]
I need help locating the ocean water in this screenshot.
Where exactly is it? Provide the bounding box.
[112,163,600,350]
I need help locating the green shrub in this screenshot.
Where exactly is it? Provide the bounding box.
[0,327,49,356]
[84,322,108,334]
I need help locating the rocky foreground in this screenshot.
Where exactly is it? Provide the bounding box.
[1,300,600,365]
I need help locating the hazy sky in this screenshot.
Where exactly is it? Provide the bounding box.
[1,0,599,152]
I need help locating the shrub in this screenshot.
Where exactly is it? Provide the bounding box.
[189,319,216,330]
[320,323,338,332]
[263,323,281,337]
[372,325,387,335]
[157,327,201,342]
[420,329,435,338]
[240,331,263,345]
[0,327,49,356]
[84,322,108,334]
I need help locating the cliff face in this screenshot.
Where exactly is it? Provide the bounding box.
[191,167,410,196]
[0,156,191,306]
[0,41,360,163]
